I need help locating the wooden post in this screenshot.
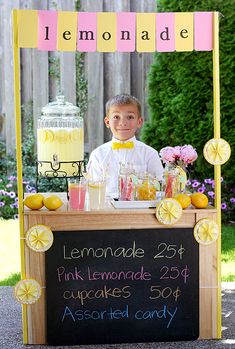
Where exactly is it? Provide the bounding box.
[84,0,104,152]
[32,0,49,137]
[12,9,28,344]
[0,2,4,138]
[3,1,20,154]
[60,0,76,104]
[103,0,131,143]
[130,0,155,121]
[212,11,221,338]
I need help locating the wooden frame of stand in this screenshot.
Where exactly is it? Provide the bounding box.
[12,10,222,344]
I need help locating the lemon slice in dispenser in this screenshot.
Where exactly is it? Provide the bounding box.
[194,218,218,245]
[203,138,231,165]
[70,128,80,142]
[45,129,54,142]
[37,129,47,143]
[14,279,41,304]
[156,198,182,225]
[26,224,54,252]
[55,129,69,144]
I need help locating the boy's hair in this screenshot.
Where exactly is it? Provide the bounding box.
[105,93,141,117]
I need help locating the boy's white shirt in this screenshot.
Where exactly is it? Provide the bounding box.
[87,136,164,196]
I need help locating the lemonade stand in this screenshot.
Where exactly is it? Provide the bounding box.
[12,9,231,346]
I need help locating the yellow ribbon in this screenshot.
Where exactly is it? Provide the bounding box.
[112,141,134,150]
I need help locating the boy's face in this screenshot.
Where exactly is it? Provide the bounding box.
[104,103,143,141]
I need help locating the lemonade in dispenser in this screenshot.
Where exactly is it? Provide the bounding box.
[37,95,84,177]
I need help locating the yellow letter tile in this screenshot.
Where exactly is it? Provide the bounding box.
[18,10,38,48]
[97,13,116,52]
[136,13,156,52]
[175,12,194,52]
[57,11,77,51]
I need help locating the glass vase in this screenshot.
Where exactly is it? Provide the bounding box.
[175,165,188,194]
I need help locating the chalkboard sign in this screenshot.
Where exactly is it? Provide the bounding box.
[46,228,199,345]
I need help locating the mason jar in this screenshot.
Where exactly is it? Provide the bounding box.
[136,174,157,201]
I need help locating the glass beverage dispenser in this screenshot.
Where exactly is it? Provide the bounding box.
[37,95,84,177]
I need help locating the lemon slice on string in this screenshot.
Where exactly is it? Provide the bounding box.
[156,198,182,225]
[26,224,54,252]
[14,279,41,305]
[203,138,231,165]
[194,218,218,245]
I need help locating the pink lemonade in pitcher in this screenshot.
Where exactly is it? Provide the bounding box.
[69,181,86,210]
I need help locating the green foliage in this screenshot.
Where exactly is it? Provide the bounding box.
[21,102,36,180]
[0,139,15,176]
[142,0,235,184]
[221,225,235,281]
[75,0,81,11]
[0,272,20,286]
[76,52,88,118]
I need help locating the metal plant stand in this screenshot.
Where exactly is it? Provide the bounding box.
[36,160,86,199]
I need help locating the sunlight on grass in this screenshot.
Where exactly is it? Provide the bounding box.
[0,219,21,281]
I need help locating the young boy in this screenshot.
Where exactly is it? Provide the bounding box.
[87,94,163,195]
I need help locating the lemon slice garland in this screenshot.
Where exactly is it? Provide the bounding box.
[156,198,182,225]
[203,138,231,165]
[14,279,41,304]
[26,224,54,252]
[194,218,218,245]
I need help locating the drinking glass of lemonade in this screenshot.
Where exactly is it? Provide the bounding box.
[88,180,106,210]
[68,178,86,210]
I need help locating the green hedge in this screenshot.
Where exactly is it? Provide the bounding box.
[141,0,235,181]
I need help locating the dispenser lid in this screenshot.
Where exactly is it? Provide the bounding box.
[41,95,80,116]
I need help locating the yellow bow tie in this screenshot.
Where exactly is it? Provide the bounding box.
[112,141,134,150]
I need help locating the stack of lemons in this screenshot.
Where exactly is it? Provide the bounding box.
[174,192,209,209]
[156,192,209,226]
[24,194,63,211]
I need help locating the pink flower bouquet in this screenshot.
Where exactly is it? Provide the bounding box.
[160,145,198,197]
[159,145,198,167]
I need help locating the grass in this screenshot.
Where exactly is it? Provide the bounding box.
[0,219,21,285]
[221,225,235,281]
[0,219,234,285]
[0,272,20,286]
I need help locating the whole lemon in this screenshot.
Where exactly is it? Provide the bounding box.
[174,193,191,209]
[24,194,44,210]
[43,196,63,210]
[191,192,209,209]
